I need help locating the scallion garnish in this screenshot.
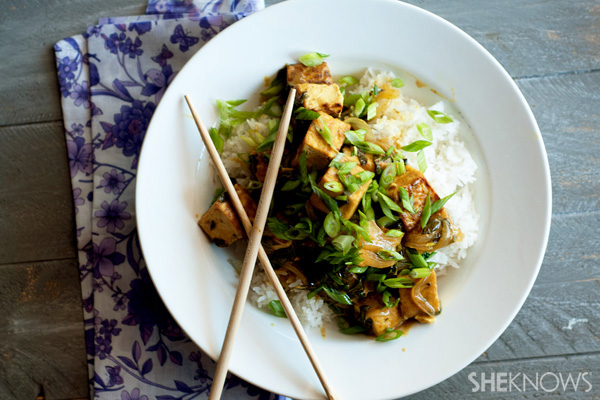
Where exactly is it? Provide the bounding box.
[398,187,416,214]
[352,141,385,155]
[209,127,224,154]
[294,107,320,120]
[323,287,352,305]
[407,251,428,269]
[354,98,366,117]
[385,229,404,238]
[349,265,368,274]
[324,212,341,238]
[379,163,397,189]
[298,52,330,67]
[427,109,454,124]
[379,191,403,213]
[339,76,359,86]
[324,181,343,193]
[376,328,403,342]
[417,149,427,172]
[332,235,354,255]
[431,191,458,215]
[420,193,432,228]
[416,122,433,140]
[337,161,357,175]
[366,102,378,120]
[382,277,413,288]
[377,249,403,261]
[409,268,432,279]
[281,180,301,191]
[391,78,404,88]
[268,300,287,318]
[377,216,394,228]
[401,140,432,152]
[315,117,334,147]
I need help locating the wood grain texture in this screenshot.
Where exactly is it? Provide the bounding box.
[0,122,77,264]
[406,352,599,399]
[0,259,87,400]
[0,0,146,127]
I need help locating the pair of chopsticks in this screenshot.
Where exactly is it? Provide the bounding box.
[185,90,338,400]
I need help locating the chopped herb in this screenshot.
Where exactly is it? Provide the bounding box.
[420,193,432,228]
[316,117,334,147]
[298,52,330,67]
[407,251,428,269]
[417,149,427,172]
[409,268,432,279]
[385,229,404,238]
[379,163,396,189]
[323,287,352,305]
[377,249,403,261]
[268,300,287,318]
[401,140,432,152]
[427,109,454,124]
[324,212,341,238]
[211,188,225,205]
[354,98,366,117]
[339,76,359,86]
[431,191,458,214]
[281,180,301,191]
[332,235,355,254]
[391,78,404,88]
[398,187,416,214]
[209,127,224,154]
[376,328,403,342]
[366,102,378,120]
[324,181,343,193]
[294,107,320,120]
[416,123,433,140]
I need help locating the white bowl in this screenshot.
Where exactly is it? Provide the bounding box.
[136,0,551,398]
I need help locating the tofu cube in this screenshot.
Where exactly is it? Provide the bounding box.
[385,165,440,231]
[286,62,333,86]
[309,147,373,219]
[199,200,244,247]
[292,112,350,170]
[354,294,403,336]
[296,83,344,117]
[399,270,441,323]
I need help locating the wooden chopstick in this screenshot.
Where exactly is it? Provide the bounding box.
[185,90,338,400]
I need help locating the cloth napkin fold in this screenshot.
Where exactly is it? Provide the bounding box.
[54,1,291,398]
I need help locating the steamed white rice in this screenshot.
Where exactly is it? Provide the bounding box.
[222,69,478,329]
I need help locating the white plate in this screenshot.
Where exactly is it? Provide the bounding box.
[136,0,551,398]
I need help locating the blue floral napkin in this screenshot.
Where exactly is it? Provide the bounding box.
[54,1,292,398]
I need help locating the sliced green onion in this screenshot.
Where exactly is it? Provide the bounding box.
[385,229,404,238]
[247,181,263,190]
[268,300,287,318]
[395,161,405,175]
[379,192,403,213]
[344,93,362,107]
[337,161,357,175]
[339,76,359,86]
[298,151,308,183]
[376,328,403,342]
[329,152,345,167]
[354,98,366,117]
[427,109,454,124]
[417,149,427,172]
[307,284,325,299]
[324,212,341,238]
[353,141,385,155]
[377,216,395,228]
[409,268,432,279]
[398,187,416,214]
[377,250,403,261]
[225,99,247,107]
[209,127,224,154]
[382,291,400,308]
[335,195,348,201]
[365,207,375,221]
[340,325,367,335]
[379,163,397,189]
[281,180,301,191]
[323,287,352,305]
[332,235,355,255]
[401,140,432,152]
[416,123,433,140]
[211,187,225,205]
[316,117,334,147]
[294,107,321,120]
[298,52,330,67]
[390,78,404,88]
[366,102,378,120]
[349,265,368,274]
[261,84,283,97]
[407,251,428,269]
[399,268,410,276]
[383,277,414,288]
[324,181,343,193]
[431,191,458,214]
[420,193,432,228]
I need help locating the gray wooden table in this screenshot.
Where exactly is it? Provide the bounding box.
[1,0,598,399]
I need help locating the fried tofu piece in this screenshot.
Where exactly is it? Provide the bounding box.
[286,62,333,86]
[399,270,441,323]
[355,294,403,336]
[234,183,257,223]
[199,200,244,247]
[292,112,350,170]
[296,83,343,117]
[386,165,440,231]
[309,147,372,219]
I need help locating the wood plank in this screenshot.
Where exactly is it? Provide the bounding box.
[0,0,146,127]
[1,0,599,126]
[516,71,600,215]
[402,0,600,79]
[0,259,88,400]
[0,122,77,264]
[406,352,599,399]
[479,279,600,363]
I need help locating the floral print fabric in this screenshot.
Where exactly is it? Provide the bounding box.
[54,1,292,399]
